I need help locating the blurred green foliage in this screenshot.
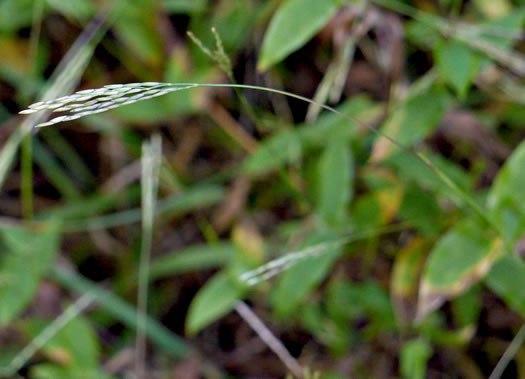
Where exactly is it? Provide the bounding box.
[1,0,525,377]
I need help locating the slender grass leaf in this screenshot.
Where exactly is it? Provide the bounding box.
[258,0,341,71]
[316,139,353,227]
[0,3,113,189]
[487,140,525,242]
[417,219,503,320]
[33,138,81,200]
[41,128,95,188]
[0,223,61,325]
[149,242,234,280]
[38,186,139,221]
[62,184,224,232]
[186,271,248,335]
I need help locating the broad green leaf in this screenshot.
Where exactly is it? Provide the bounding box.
[485,253,525,317]
[25,316,99,368]
[270,230,342,318]
[434,39,481,99]
[316,139,353,227]
[243,128,302,175]
[149,242,234,280]
[371,85,451,162]
[487,140,525,242]
[417,219,503,320]
[400,338,432,379]
[0,223,61,325]
[258,0,341,71]
[186,271,248,334]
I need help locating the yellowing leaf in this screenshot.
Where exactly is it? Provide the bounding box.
[417,219,503,321]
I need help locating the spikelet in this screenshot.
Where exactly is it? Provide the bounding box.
[19,82,197,127]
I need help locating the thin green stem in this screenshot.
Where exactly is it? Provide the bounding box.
[193,83,498,233]
[21,81,500,234]
[489,323,525,379]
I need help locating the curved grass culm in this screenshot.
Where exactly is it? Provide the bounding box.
[20,81,498,235]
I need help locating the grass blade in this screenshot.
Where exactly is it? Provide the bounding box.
[50,266,190,358]
[136,134,162,375]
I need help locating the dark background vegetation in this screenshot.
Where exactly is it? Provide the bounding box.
[1,0,525,378]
